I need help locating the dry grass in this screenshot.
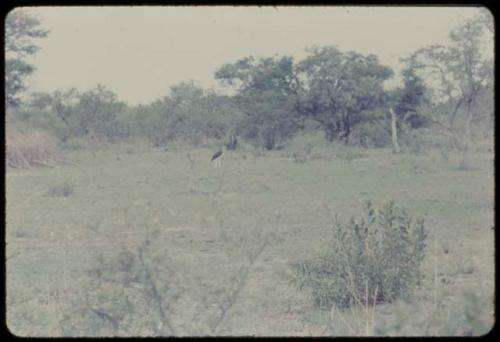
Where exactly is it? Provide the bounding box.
[6,146,494,336]
[6,129,64,169]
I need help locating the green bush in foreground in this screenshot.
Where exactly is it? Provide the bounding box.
[291,200,427,309]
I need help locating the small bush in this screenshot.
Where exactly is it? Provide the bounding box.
[6,128,64,168]
[286,131,342,163]
[48,182,74,197]
[291,200,427,309]
[286,134,315,163]
[61,137,88,151]
[350,121,392,148]
[333,143,367,161]
[284,132,369,163]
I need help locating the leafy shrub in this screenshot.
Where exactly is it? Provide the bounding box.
[291,200,427,309]
[48,182,74,197]
[9,106,69,140]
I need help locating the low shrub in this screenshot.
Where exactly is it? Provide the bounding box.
[290,200,428,309]
[350,121,392,148]
[48,182,74,197]
[333,143,367,161]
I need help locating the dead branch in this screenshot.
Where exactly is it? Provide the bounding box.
[90,307,120,332]
[137,241,176,336]
[210,237,269,334]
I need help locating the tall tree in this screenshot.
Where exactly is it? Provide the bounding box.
[384,64,430,153]
[76,84,127,140]
[408,12,493,166]
[215,55,300,149]
[295,46,393,143]
[392,66,430,129]
[5,9,49,107]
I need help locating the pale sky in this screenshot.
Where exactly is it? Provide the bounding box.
[16,6,488,105]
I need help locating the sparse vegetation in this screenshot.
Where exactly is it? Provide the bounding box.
[5,6,493,338]
[6,146,494,336]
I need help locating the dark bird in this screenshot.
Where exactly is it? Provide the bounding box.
[211,148,224,167]
[211,149,223,161]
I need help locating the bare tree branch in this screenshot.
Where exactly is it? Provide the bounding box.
[137,241,176,336]
[210,237,269,334]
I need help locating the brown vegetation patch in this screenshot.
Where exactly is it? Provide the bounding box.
[6,128,65,169]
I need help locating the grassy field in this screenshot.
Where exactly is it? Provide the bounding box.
[6,145,495,336]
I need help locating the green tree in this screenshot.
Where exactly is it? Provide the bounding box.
[129,81,241,147]
[295,46,393,143]
[216,55,300,149]
[128,100,168,146]
[29,88,80,141]
[76,84,128,140]
[392,66,430,129]
[24,86,128,142]
[5,8,48,107]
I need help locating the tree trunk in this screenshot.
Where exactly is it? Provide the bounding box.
[390,108,400,154]
[459,100,474,169]
[324,126,336,142]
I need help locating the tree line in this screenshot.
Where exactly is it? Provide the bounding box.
[6,8,494,159]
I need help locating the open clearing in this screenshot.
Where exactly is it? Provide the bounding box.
[6,147,495,336]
